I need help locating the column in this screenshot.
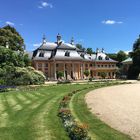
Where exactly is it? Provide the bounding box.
[36,63,38,70]
[81,63,83,79]
[83,63,85,79]
[72,63,75,80]
[54,62,57,80]
[64,63,66,79]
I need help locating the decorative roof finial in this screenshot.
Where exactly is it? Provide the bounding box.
[42,34,47,44]
[101,48,105,53]
[71,37,74,45]
[96,48,99,53]
[57,33,61,42]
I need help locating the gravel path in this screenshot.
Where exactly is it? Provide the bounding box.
[86,83,140,140]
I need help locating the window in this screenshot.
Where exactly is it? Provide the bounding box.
[56,64,59,67]
[80,54,84,58]
[45,63,48,67]
[39,52,44,57]
[85,64,88,67]
[65,51,70,57]
[90,64,92,67]
[98,56,102,60]
[105,56,109,60]
[101,65,103,67]
[98,65,100,67]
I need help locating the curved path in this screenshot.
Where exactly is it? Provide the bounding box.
[86,83,140,140]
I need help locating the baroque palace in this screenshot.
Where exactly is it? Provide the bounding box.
[31,34,118,80]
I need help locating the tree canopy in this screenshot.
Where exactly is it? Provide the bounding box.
[117,50,127,62]
[128,35,140,79]
[86,48,94,55]
[0,25,25,51]
[0,46,30,68]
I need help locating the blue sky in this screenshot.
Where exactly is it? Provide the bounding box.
[0,0,140,53]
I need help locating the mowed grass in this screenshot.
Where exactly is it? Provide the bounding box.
[0,84,95,140]
[0,83,132,140]
[70,86,132,140]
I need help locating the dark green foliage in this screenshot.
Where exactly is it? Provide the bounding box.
[57,71,64,78]
[128,36,140,79]
[76,44,83,50]
[0,47,41,85]
[86,48,94,55]
[0,46,31,68]
[0,25,24,51]
[84,70,90,77]
[107,53,118,61]
[100,72,107,79]
[0,66,46,85]
[117,50,127,62]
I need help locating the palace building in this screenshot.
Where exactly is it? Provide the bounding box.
[31,34,118,80]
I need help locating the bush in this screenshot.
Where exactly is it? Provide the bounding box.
[89,78,92,82]
[0,66,46,86]
[57,71,64,79]
[84,70,90,78]
[100,72,107,79]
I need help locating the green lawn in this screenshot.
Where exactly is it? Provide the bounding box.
[0,83,132,140]
[70,86,132,140]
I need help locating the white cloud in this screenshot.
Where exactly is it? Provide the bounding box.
[102,20,123,25]
[5,21,15,26]
[33,43,42,47]
[38,1,53,9]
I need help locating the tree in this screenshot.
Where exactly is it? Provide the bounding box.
[0,46,30,68]
[84,70,90,78]
[107,53,118,61]
[128,35,140,79]
[76,44,86,51]
[86,48,94,55]
[76,44,83,50]
[100,72,107,79]
[0,25,25,51]
[57,71,64,79]
[117,50,127,62]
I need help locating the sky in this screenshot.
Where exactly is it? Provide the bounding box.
[0,0,140,53]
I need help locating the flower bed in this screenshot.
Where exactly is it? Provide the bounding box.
[58,87,93,140]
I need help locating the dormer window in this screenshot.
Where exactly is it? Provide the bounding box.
[80,54,84,58]
[39,51,44,57]
[65,51,70,57]
[98,56,102,60]
[105,56,109,60]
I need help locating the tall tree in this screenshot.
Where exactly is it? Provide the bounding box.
[86,48,94,55]
[76,44,83,50]
[0,25,25,51]
[128,35,140,79]
[117,50,127,62]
